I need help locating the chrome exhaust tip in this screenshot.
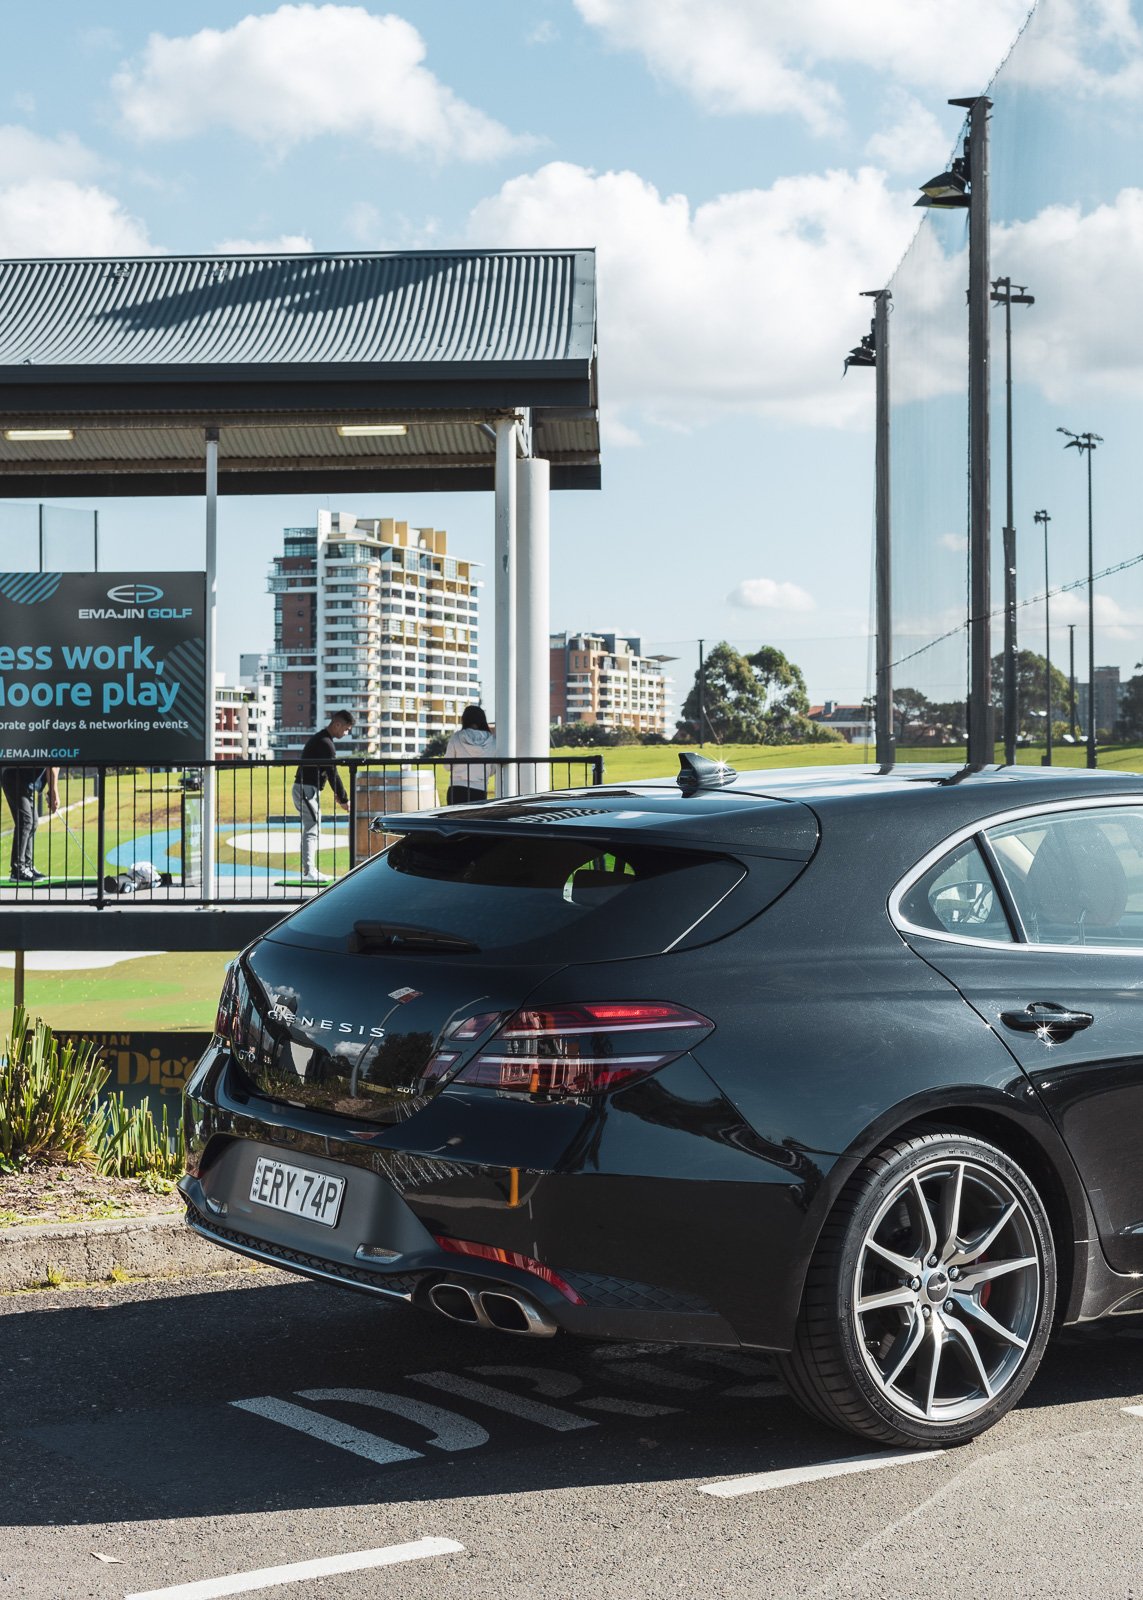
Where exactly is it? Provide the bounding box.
[428,1282,480,1323]
[477,1290,557,1337]
[427,1280,557,1337]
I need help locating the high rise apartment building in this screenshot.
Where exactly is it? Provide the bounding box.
[549,631,669,735]
[1078,665,1122,737]
[268,511,480,757]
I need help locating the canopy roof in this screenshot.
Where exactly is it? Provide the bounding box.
[0,249,599,496]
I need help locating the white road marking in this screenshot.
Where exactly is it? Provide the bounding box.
[296,1388,488,1451]
[598,1360,710,1390]
[123,1537,464,1599]
[411,1370,596,1431]
[720,1380,786,1399]
[229,1397,421,1466]
[578,1397,681,1416]
[700,1449,945,1497]
[469,1364,582,1398]
[687,1352,773,1377]
[467,1363,680,1418]
[1122,1404,1143,1417]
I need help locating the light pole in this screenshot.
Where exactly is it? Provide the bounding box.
[1033,509,1052,763]
[917,96,992,767]
[990,278,1034,764]
[1068,623,1077,741]
[1058,429,1103,768]
[845,290,893,768]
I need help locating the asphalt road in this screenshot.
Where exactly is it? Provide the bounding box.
[5,1264,1143,1599]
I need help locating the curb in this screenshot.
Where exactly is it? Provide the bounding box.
[0,1212,252,1291]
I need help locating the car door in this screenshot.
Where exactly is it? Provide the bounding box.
[894,800,1143,1275]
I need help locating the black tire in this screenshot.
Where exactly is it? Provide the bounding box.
[777,1129,1057,1448]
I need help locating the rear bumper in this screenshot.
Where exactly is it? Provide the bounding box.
[179,1166,738,1345]
[183,1043,817,1349]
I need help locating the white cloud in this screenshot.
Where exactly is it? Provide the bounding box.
[0,126,151,256]
[1051,590,1137,640]
[728,578,816,612]
[0,124,103,183]
[574,0,1033,132]
[892,187,1143,407]
[0,178,152,256]
[468,160,917,428]
[938,534,968,554]
[113,4,528,161]
[216,233,314,253]
[864,93,950,177]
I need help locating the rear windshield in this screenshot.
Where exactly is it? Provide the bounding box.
[267,832,746,960]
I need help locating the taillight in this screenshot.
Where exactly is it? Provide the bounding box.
[433,1234,585,1303]
[214,961,239,1042]
[452,1000,712,1099]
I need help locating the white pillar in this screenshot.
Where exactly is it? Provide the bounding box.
[202,428,219,897]
[493,416,518,797]
[516,455,550,795]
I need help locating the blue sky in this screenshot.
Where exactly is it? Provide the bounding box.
[1,1,1139,715]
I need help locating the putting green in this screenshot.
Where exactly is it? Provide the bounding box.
[3,876,93,888]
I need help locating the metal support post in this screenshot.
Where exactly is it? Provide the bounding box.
[990,276,1034,765]
[493,416,518,797]
[1002,526,1016,762]
[13,949,24,1010]
[202,428,219,896]
[1086,445,1097,768]
[698,639,706,746]
[516,455,550,795]
[872,290,893,767]
[1068,624,1077,741]
[963,96,992,768]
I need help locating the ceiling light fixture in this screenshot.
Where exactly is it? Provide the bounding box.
[3,428,75,442]
[336,423,408,437]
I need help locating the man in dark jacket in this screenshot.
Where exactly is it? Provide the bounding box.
[292,711,353,883]
[1,765,60,882]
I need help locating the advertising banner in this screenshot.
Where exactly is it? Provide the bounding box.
[57,1030,211,1113]
[0,572,207,763]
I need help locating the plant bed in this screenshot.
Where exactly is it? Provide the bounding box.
[0,1162,180,1229]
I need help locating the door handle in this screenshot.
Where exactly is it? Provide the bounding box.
[1000,1001,1094,1040]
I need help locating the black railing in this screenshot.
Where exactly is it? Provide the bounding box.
[0,755,604,908]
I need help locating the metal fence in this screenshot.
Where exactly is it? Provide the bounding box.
[0,755,604,907]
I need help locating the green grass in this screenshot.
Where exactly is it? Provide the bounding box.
[589,741,1143,783]
[0,951,235,1033]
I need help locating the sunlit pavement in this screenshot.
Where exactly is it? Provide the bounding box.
[3,1268,1143,1599]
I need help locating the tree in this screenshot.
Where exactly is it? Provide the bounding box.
[676,642,812,744]
[748,645,812,743]
[893,687,935,742]
[990,650,1071,740]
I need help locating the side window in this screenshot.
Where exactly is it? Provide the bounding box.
[899,838,1012,941]
[987,806,1143,947]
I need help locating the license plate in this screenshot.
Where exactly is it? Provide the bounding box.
[249,1157,345,1227]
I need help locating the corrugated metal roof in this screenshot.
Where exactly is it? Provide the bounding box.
[0,250,596,373]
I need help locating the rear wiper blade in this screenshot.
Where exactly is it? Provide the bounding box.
[349,920,479,955]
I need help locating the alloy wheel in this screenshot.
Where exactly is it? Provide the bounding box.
[851,1157,1041,1425]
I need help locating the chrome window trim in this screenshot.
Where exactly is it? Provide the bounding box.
[890,793,1143,956]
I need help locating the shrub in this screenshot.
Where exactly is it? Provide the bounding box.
[0,1007,107,1169]
[0,1005,185,1180]
[92,1092,186,1181]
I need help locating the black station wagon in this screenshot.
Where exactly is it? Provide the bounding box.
[183,757,1143,1446]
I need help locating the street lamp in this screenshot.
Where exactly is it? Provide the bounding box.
[1058,428,1103,768]
[990,278,1034,765]
[1033,509,1052,763]
[844,291,894,769]
[918,97,992,767]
